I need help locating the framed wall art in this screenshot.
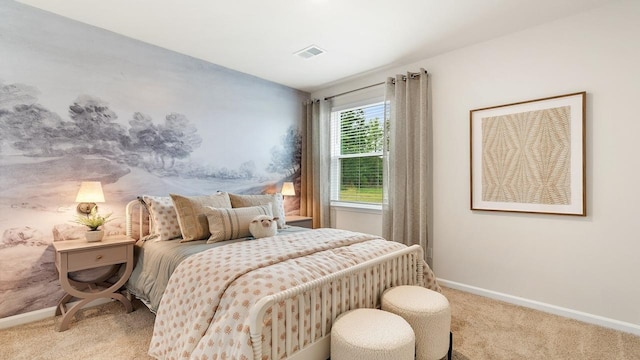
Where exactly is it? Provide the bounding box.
[470,92,586,216]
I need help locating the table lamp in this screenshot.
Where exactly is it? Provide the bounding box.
[281,182,295,196]
[75,181,105,214]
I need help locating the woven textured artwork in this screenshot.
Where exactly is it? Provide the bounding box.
[481,106,571,205]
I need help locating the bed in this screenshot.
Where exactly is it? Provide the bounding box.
[124,196,440,360]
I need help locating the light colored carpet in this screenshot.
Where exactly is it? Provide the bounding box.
[0,300,154,360]
[1,287,639,360]
[443,287,640,360]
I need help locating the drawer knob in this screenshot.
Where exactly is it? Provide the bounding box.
[96,255,103,260]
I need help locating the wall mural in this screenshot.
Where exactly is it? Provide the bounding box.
[0,2,307,319]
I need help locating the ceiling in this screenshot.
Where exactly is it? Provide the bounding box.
[17,0,613,93]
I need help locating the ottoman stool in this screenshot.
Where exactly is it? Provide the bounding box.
[331,308,415,360]
[382,286,452,360]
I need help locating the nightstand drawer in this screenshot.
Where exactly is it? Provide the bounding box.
[66,246,128,272]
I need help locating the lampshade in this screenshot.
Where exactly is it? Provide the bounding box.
[281,182,295,196]
[75,181,105,203]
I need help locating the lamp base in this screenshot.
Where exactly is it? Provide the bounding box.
[77,202,97,215]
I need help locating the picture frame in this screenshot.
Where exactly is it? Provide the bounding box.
[470,92,586,216]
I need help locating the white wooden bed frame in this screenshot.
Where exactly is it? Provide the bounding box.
[125,200,424,360]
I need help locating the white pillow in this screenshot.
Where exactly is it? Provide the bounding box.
[140,195,182,241]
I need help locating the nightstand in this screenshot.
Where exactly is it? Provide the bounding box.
[285,215,313,229]
[53,236,135,331]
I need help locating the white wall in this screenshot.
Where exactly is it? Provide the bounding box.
[331,205,382,237]
[312,0,640,330]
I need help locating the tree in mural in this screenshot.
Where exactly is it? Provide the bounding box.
[68,95,128,156]
[0,81,42,154]
[238,160,257,179]
[0,80,255,180]
[0,104,66,156]
[267,125,301,176]
[128,112,163,167]
[0,81,38,109]
[126,111,202,170]
[158,113,202,169]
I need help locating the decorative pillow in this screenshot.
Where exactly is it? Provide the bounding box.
[206,205,272,243]
[228,193,286,229]
[140,195,182,241]
[249,215,278,239]
[170,192,232,242]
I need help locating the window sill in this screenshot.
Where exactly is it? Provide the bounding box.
[330,201,382,214]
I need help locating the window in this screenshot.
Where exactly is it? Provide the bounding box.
[330,101,385,205]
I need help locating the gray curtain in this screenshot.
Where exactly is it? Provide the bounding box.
[301,99,331,228]
[382,69,432,259]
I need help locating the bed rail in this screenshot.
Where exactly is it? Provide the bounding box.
[125,199,151,240]
[249,244,424,360]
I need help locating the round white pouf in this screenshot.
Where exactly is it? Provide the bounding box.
[331,308,415,360]
[382,286,451,360]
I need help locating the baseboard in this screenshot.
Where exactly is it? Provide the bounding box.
[438,278,640,337]
[0,298,112,330]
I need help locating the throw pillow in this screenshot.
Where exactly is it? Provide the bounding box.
[228,193,286,229]
[140,195,182,241]
[206,205,273,243]
[170,192,232,242]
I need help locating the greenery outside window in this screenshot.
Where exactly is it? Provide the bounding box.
[330,101,384,205]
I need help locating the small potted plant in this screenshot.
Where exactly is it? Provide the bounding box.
[72,206,114,242]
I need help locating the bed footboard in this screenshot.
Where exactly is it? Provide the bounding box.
[249,244,424,360]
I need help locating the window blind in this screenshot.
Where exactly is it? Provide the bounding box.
[330,101,385,204]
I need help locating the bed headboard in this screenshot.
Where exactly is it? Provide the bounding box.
[125,199,151,241]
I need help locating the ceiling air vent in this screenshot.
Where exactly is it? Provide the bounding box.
[294,45,325,59]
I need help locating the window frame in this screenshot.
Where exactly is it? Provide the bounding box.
[330,97,385,209]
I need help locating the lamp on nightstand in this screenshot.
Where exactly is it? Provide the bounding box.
[281,182,295,197]
[75,181,105,214]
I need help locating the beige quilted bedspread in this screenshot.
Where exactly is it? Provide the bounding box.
[148,228,439,360]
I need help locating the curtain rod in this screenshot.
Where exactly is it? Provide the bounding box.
[323,82,384,101]
[323,69,427,101]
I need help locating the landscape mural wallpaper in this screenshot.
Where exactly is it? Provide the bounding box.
[0,2,308,319]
